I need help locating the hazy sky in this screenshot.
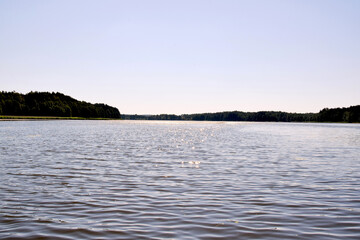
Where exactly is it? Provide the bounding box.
[1,0,359,114]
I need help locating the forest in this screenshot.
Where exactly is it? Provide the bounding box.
[0,91,121,119]
[123,105,360,123]
[1,91,359,122]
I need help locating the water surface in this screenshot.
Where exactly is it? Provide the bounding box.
[1,120,360,239]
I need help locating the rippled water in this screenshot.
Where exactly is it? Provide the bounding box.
[1,120,360,239]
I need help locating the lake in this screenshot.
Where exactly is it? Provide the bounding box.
[1,120,360,239]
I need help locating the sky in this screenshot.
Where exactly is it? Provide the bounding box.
[0,0,359,114]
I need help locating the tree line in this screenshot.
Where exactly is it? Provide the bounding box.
[0,91,121,119]
[123,105,360,123]
[1,91,358,122]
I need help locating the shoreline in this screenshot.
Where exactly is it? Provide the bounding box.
[0,116,119,121]
[1,116,357,124]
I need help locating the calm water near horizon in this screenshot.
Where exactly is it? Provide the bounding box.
[1,120,360,239]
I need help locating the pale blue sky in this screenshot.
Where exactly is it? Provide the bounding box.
[1,0,359,114]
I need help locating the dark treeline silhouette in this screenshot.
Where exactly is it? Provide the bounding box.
[317,105,360,123]
[2,91,358,122]
[0,91,121,119]
[123,105,360,123]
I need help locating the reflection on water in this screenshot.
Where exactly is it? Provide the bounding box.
[1,120,360,239]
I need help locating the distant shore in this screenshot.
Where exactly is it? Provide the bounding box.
[122,105,360,123]
[0,91,121,119]
[0,116,118,121]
